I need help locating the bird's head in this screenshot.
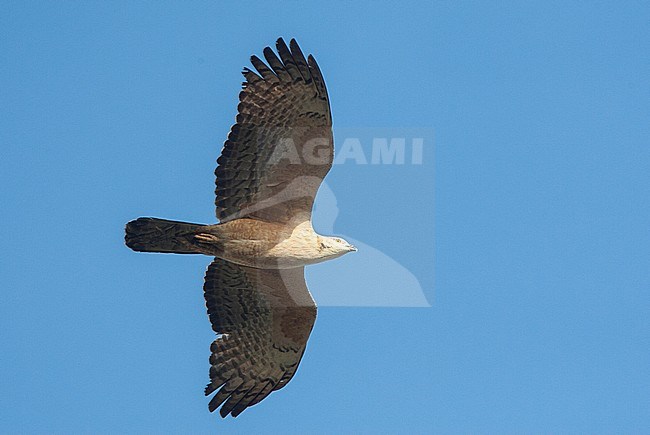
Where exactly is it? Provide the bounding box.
[319,236,357,259]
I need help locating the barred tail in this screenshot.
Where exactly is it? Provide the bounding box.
[125,217,204,254]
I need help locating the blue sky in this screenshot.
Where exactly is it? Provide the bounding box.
[1,1,648,432]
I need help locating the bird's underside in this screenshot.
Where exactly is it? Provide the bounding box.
[126,215,339,269]
[124,38,353,418]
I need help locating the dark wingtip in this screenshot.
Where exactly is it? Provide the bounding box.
[208,395,219,413]
[262,46,274,57]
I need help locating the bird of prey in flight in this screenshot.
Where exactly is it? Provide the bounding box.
[125,38,356,418]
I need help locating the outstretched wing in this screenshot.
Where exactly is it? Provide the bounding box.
[215,38,333,224]
[203,258,317,418]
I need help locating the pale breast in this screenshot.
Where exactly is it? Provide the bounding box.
[211,218,325,269]
[264,220,324,266]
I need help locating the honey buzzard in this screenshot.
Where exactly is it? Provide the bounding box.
[125,38,355,418]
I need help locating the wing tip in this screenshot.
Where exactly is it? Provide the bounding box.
[289,38,300,53]
[262,46,275,57]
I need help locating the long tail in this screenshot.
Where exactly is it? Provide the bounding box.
[125,217,205,254]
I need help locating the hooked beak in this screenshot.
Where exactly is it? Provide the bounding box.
[350,245,358,252]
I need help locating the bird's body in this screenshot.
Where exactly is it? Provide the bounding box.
[127,214,351,269]
[125,38,355,418]
[204,218,352,268]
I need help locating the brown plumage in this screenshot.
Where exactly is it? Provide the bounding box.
[125,38,356,418]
